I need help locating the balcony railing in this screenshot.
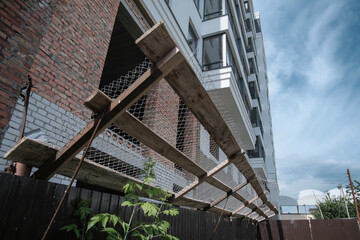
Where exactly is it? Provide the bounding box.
[202,61,223,71]
[204,10,223,20]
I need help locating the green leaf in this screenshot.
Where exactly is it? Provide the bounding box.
[106,234,122,240]
[123,182,135,194]
[74,228,80,239]
[60,223,78,232]
[102,214,110,228]
[141,202,158,217]
[119,220,130,233]
[159,220,170,232]
[110,214,118,226]
[121,201,134,207]
[146,188,154,198]
[87,215,102,231]
[135,183,143,191]
[101,227,119,235]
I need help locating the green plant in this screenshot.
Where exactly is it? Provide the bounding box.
[60,199,95,240]
[87,158,179,240]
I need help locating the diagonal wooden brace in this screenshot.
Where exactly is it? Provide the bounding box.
[170,150,246,202]
[202,180,248,211]
[32,47,183,180]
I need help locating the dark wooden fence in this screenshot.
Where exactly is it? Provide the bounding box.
[2,174,359,240]
[0,174,257,240]
[258,218,360,240]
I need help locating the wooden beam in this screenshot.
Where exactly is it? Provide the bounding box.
[202,180,248,211]
[32,46,183,180]
[5,138,212,209]
[114,113,257,211]
[84,90,112,113]
[114,111,207,177]
[162,46,278,216]
[170,151,245,200]
[135,21,176,63]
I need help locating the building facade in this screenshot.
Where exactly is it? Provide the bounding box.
[0,0,279,212]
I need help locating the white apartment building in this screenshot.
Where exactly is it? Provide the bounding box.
[133,0,279,208]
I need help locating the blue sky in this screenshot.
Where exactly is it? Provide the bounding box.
[253,0,360,198]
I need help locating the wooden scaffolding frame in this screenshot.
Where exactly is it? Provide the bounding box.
[5,22,278,221]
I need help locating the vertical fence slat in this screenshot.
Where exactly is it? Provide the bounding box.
[2,174,360,240]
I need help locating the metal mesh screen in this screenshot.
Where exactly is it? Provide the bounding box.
[33,54,269,219]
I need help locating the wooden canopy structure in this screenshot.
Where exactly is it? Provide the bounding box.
[5,22,278,221]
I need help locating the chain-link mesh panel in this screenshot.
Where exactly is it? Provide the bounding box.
[41,51,267,218]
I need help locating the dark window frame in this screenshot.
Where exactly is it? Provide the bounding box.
[202,33,224,70]
[203,0,224,20]
[187,23,199,58]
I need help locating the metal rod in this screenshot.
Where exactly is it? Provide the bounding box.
[41,108,107,240]
[210,196,229,240]
[347,169,360,224]
[14,75,33,176]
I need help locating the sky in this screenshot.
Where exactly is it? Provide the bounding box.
[253,0,360,198]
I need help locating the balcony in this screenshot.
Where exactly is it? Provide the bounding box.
[203,67,256,150]
[249,156,268,181]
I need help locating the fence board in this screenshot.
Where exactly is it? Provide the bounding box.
[258,219,360,240]
[0,174,257,240]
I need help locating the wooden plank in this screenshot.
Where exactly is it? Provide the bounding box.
[206,176,232,192]
[165,61,241,158]
[202,180,248,211]
[84,90,112,113]
[5,138,212,209]
[114,111,207,177]
[32,46,183,180]
[135,21,176,63]
[163,59,278,216]
[170,151,245,200]
[5,137,57,164]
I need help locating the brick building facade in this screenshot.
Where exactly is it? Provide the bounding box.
[0,0,199,190]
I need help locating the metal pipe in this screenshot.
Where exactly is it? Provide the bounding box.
[15,75,33,176]
[41,107,107,240]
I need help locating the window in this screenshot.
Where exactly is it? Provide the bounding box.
[247,136,265,159]
[247,37,253,52]
[245,19,252,32]
[249,82,257,99]
[249,58,255,74]
[187,24,198,58]
[210,136,219,160]
[255,19,261,33]
[203,34,223,70]
[204,0,223,20]
[244,0,250,13]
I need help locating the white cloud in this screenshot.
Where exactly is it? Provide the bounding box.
[254,0,360,197]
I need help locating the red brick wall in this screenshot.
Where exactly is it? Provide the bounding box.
[142,79,180,168]
[0,0,119,137]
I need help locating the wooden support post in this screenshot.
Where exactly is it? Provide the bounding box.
[347,169,360,224]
